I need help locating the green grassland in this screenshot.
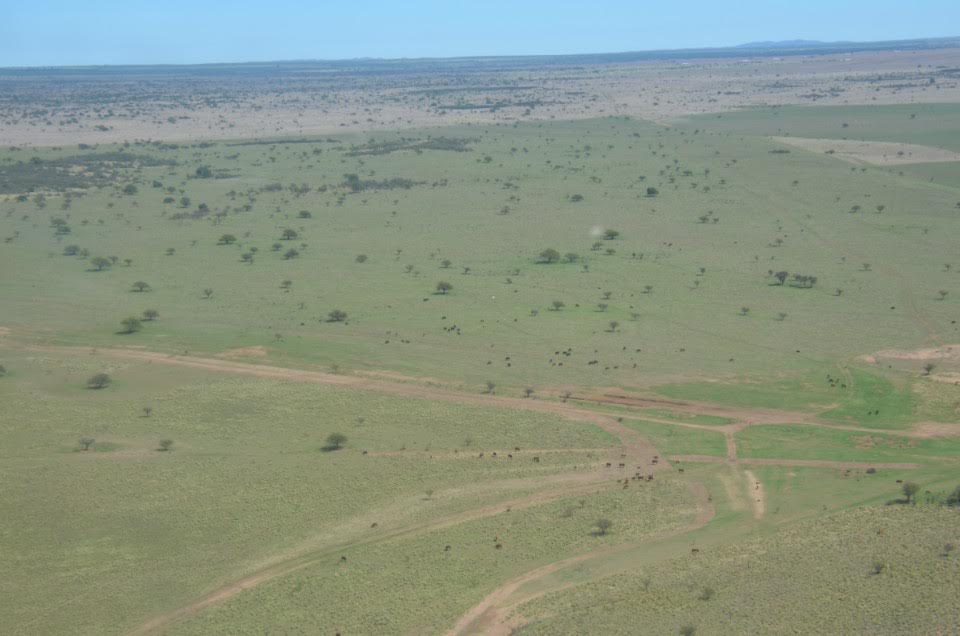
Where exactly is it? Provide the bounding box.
[624,419,728,456]
[0,349,621,634]
[737,424,960,464]
[2,103,960,635]
[519,506,960,635]
[1,112,958,397]
[172,481,697,635]
[674,103,960,152]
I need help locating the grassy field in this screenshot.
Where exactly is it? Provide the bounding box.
[2,101,959,635]
[2,112,958,395]
[736,424,960,464]
[0,348,622,635]
[624,419,728,456]
[171,481,697,635]
[519,506,960,635]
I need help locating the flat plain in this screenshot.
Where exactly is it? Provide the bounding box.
[1,41,959,635]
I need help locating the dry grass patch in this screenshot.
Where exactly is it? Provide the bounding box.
[771,136,960,165]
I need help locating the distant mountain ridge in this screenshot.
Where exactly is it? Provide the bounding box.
[4,35,960,73]
[736,39,832,48]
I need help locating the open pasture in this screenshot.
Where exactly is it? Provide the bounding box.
[2,92,959,635]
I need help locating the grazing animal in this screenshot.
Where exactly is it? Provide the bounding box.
[340,556,347,562]
[495,544,502,550]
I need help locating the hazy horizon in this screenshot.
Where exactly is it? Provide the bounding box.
[4,0,960,67]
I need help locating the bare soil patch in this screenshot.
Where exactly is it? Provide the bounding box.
[216,346,268,359]
[867,344,960,362]
[911,422,960,438]
[744,469,765,520]
[772,137,960,165]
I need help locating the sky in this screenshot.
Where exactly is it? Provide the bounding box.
[3,0,959,67]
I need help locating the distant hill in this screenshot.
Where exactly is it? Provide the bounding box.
[736,40,830,49]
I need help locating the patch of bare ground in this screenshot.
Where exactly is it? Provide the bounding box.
[771,137,960,165]
[866,344,960,362]
[743,470,765,520]
[670,455,922,470]
[929,372,960,385]
[216,345,268,359]
[571,391,817,425]
[910,422,960,438]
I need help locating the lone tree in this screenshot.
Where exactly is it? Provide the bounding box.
[87,373,111,389]
[646,186,659,197]
[158,439,174,452]
[603,229,620,240]
[327,309,348,322]
[79,436,96,451]
[131,281,151,292]
[902,481,919,504]
[551,300,565,311]
[120,317,142,334]
[282,229,299,240]
[91,256,112,271]
[923,363,936,376]
[0,365,6,377]
[326,432,347,450]
[142,309,159,321]
[539,248,561,264]
[218,234,237,245]
[202,288,214,299]
[594,518,613,535]
[485,380,496,394]
[436,281,453,295]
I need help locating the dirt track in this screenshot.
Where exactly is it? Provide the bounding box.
[447,482,715,636]
[82,345,663,635]
[13,343,932,635]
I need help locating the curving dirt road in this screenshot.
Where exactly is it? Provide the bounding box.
[446,482,715,636]
[13,342,933,635]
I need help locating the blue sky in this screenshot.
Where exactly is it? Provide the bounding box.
[3,0,958,67]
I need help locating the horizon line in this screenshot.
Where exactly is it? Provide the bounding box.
[2,33,959,72]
